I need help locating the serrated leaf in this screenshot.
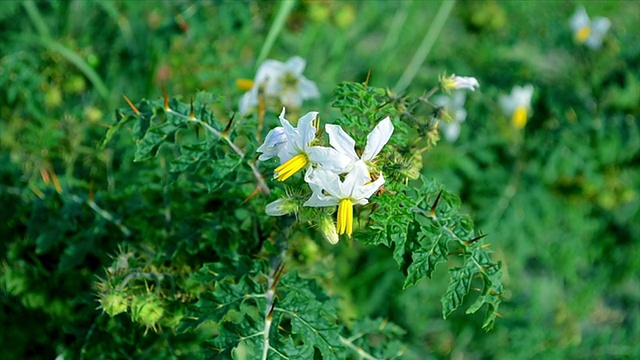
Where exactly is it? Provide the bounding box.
[441,265,475,319]
[403,228,448,288]
[275,271,345,359]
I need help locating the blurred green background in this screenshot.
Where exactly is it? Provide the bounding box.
[1,0,638,359]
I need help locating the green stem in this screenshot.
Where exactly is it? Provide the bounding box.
[256,0,297,66]
[393,0,456,93]
[22,0,50,38]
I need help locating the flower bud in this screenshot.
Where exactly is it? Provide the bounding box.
[265,198,298,216]
[319,214,339,244]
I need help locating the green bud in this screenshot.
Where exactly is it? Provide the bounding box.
[265,198,298,216]
[319,214,339,244]
[130,294,164,328]
[100,291,129,317]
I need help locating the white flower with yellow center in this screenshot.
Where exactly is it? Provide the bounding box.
[239,56,320,115]
[304,161,385,237]
[433,91,467,142]
[324,117,394,173]
[259,109,349,182]
[440,74,479,93]
[499,85,534,129]
[570,7,611,50]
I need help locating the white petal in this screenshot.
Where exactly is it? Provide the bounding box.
[303,195,338,207]
[298,78,320,99]
[285,56,306,75]
[591,17,611,36]
[353,172,385,201]
[325,124,358,160]
[306,168,343,199]
[442,122,461,142]
[280,90,303,109]
[307,146,352,173]
[570,7,590,31]
[257,127,287,160]
[297,111,319,148]
[342,161,372,197]
[452,76,479,91]
[239,91,256,115]
[362,117,394,162]
[499,94,515,115]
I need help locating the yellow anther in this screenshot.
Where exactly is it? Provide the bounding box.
[576,26,591,43]
[512,106,528,129]
[337,198,354,236]
[274,153,308,182]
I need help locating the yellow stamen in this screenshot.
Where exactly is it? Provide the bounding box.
[576,26,591,43]
[512,106,528,129]
[337,198,353,237]
[274,153,308,182]
[236,79,254,91]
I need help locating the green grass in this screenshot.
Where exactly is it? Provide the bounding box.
[1,0,638,358]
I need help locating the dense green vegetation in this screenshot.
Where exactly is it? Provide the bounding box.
[1,1,638,359]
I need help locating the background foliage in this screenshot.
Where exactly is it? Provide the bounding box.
[1,0,638,359]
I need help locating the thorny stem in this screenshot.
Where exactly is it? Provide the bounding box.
[165,107,270,196]
[262,215,295,360]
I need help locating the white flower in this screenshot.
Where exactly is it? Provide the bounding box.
[440,75,479,93]
[499,85,534,129]
[260,108,349,181]
[239,56,320,115]
[433,91,467,142]
[324,117,394,173]
[570,7,611,50]
[304,161,385,237]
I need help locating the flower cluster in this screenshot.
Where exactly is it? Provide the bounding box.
[258,108,393,242]
[239,56,320,115]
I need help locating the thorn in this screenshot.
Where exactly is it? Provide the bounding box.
[162,82,169,111]
[49,168,62,194]
[364,69,372,88]
[481,243,492,249]
[493,311,504,318]
[241,186,262,204]
[189,98,195,120]
[122,95,140,115]
[272,262,285,289]
[89,180,95,203]
[464,234,488,246]
[29,184,45,199]
[428,190,443,219]
[222,112,236,136]
[39,167,50,185]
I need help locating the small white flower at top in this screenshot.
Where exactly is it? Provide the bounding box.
[570,7,611,50]
[500,85,534,129]
[433,91,468,142]
[257,108,349,182]
[440,74,479,93]
[239,56,320,115]
[304,161,385,238]
[324,117,394,173]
